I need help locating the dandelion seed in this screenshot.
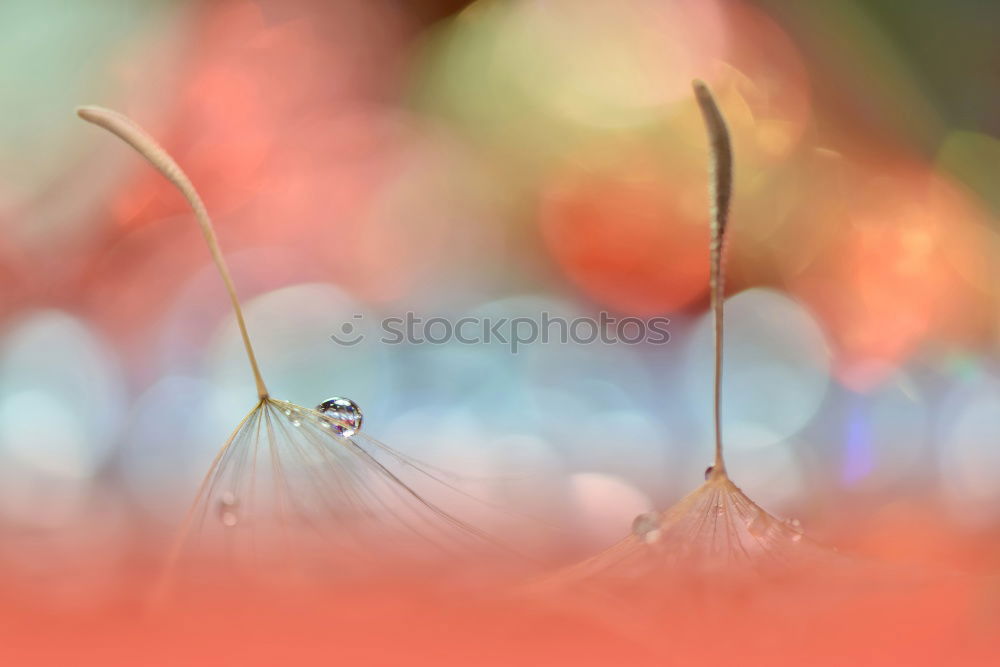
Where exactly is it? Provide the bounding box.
[521,80,980,667]
[76,106,501,589]
[535,81,842,592]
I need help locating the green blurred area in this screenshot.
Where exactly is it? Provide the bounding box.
[756,0,1000,214]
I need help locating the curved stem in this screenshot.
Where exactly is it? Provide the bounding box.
[77,106,269,400]
[692,80,733,477]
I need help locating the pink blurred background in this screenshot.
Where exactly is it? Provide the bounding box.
[1,0,999,615]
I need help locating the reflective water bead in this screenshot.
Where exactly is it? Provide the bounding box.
[316,397,363,437]
[783,517,804,542]
[631,511,662,544]
[747,510,772,538]
[218,491,239,527]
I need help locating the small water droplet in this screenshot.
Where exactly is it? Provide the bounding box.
[218,492,239,528]
[631,511,662,544]
[316,396,363,437]
[747,510,772,538]
[283,409,292,416]
[704,465,714,480]
[715,504,725,516]
[783,517,804,541]
[291,419,301,427]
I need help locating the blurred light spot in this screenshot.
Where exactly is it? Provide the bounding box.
[685,288,830,448]
[540,154,709,315]
[0,311,124,530]
[466,295,653,409]
[414,0,730,189]
[499,0,727,128]
[839,374,927,489]
[561,409,671,500]
[0,391,92,478]
[938,376,1000,526]
[355,125,508,303]
[0,0,182,251]
[843,399,875,485]
[207,283,389,417]
[0,310,124,483]
[791,165,989,390]
[118,376,234,522]
[723,435,805,511]
[711,2,812,164]
[569,472,653,549]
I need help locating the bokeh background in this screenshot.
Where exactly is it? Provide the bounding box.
[1,0,999,610]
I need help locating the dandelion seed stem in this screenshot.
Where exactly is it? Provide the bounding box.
[692,80,732,477]
[76,106,269,399]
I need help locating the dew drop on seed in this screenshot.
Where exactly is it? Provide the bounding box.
[631,511,662,544]
[783,517,804,541]
[747,510,771,538]
[218,492,239,528]
[316,397,363,437]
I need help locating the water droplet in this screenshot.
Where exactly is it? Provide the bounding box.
[783,517,804,541]
[291,419,301,427]
[218,492,239,528]
[715,504,725,516]
[747,510,772,538]
[316,396,363,437]
[704,465,714,480]
[283,409,292,416]
[631,511,662,544]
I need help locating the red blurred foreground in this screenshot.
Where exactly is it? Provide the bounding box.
[0,513,998,666]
